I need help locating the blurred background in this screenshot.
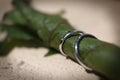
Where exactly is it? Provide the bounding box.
[0,0,120,80]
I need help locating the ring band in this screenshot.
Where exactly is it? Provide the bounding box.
[74,34,97,70]
[59,30,97,71]
[59,30,84,56]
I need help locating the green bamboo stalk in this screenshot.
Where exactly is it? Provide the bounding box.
[1,0,120,80]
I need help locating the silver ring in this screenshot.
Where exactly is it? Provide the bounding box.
[74,34,97,71]
[59,30,84,56]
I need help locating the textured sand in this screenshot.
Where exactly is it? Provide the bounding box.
[0,0,120,80]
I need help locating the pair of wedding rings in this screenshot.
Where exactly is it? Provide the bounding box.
[59,30,97,71]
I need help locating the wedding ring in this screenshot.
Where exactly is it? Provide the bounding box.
[74,34,97,71]
[59,30,84,56]
[59,30,97,71]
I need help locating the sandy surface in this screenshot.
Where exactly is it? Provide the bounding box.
[0,0,120,80]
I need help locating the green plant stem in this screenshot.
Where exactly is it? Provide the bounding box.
[2,0,120,80]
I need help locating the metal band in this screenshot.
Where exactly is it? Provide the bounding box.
[59,30,84,56]
[59,30,97,71]
[74,34,97,71]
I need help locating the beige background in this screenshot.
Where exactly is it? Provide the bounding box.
[0,0,120,80]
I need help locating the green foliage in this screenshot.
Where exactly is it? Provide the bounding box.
[44,48,59,57]
[0,24,42,55]
[0,0,120,80]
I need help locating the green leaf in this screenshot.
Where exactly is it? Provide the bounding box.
[1,0,120,79]
[3,9,27,25]
[0,24,42,56]
[44,48,59,57]
[2,24,33,40]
